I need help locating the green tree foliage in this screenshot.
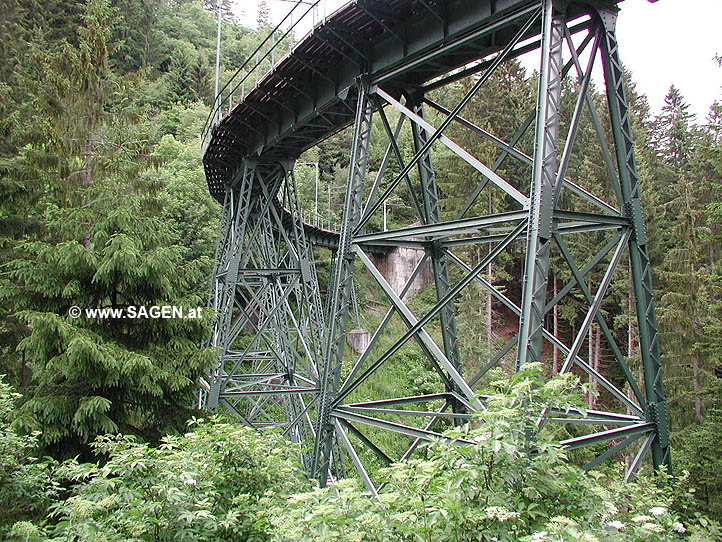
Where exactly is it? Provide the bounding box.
[1,0,722,533]
[700,99,722,377]
[654,86,695,172]
[653,87,708,424]
[267,367,718,541]
[657,169,710,424]
[110,0,161,72]
[0,0,218,457]
[0,377,58,528]
[7,418,310,541]
[7,370,720,541]
[648,78,722,513]
[203,0,235,21]
[154,131,220,267]
[7,192,215,454]
[673,409,722,519]
[664,79,722,517]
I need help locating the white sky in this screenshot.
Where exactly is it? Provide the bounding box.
[235,0,722,121]
[616,0,722,121]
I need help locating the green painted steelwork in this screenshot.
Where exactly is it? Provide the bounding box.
[200,0,671,490]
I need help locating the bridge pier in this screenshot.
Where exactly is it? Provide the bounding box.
[201,161,327,471]
[370,238,433,299]
[312,78,374,487]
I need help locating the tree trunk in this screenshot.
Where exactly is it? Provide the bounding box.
[20,351,26,389]
[486,260,492,358]
[588,325,594,408]
[625,282,636,472]
[686,185,703,423]
[84,132,93,187]
[693,350,703,422]
[486,190,493,365]
[628,291,634,359]
[594,322,601,409]
[82,130,94,249]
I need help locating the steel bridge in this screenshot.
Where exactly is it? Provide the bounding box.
[199,0,670,492]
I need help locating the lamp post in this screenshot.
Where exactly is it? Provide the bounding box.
[297,161,319,222]
[213,0,222,125]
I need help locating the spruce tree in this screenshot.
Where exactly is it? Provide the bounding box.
[655,85,695,170]
[3,0,215,457]
[653,86,712,425]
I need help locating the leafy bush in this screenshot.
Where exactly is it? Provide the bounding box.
[265,366,721,541]
[673,409,722,519]
[0,377,57,531]
[8,418,309,541]
[6,367,720,541]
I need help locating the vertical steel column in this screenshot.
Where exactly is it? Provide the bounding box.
[204,188,233,353]
[282,167,325,462]
[208,163,256,409]
[284,167,327,371]
[517,0,564,369]
[409,92,465,414]
[199,189,234,409]
[312,80,374,485]
[597,9,671,472]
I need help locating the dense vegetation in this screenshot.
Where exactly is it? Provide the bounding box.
[1,0,721,539]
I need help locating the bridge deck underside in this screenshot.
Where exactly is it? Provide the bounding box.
[203,0,615,199]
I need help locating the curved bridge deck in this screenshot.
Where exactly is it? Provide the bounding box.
[203,0,610,200]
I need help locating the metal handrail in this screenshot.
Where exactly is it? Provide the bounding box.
[296,203,340,232]
[201,0,324,153]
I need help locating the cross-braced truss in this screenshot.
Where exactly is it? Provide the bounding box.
[200,0,671,492]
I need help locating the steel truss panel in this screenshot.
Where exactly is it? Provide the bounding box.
[201,0,671,492]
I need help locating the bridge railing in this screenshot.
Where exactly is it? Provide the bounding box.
[201,0,328,154]
[275,188,341,233]
[301,211,340,232]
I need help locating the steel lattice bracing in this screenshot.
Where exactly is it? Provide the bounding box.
[200,162,332,470]
[201,0,671,490]
[408,94,466,416]
[517,6,564,370]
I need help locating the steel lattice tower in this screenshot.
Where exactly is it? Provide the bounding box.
[199,0,671,491]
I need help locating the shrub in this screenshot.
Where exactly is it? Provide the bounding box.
[0,377,57,530]
[265,365,721,541]
[8,417,309,541]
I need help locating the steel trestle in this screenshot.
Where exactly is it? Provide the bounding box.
[201,0,672,490]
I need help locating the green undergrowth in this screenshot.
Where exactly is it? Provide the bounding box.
[267,365,720,542]
[6,367,719,541]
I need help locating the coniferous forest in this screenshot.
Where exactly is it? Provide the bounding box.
[1,1,722,540]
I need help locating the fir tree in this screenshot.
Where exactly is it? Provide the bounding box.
[653,87,713,425]
[2,0,215,457]
[655,85,695,171]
